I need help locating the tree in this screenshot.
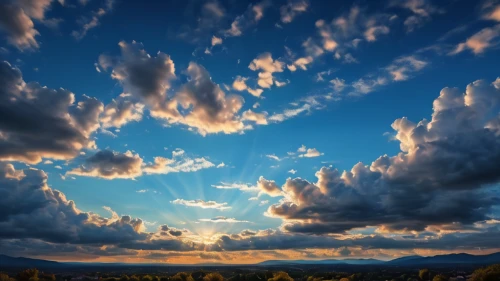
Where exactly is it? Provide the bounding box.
[130,276,140,281]
[142,276,153,281]
[432,275,446,281]
[339,278,350,281]
[171,273,194,281]
[268,272,293,281]
[471,264,500,281]
[17,269,39,281]
[120,276,130,281]
[419,269,429,281]
[203,273,223,281]
[0,273,14,281]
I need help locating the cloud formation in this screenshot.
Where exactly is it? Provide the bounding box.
[0,61,103,164]
[280,0,309,24]
[67,150,143,180]
[199,217,249,223]
[100,42,267,135]
[172,199,231,210]
[264,78,500,234]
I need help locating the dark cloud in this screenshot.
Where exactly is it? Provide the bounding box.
[0,0,56,50]
[0,163,146,244]
[0,3,39,50]
[0,163,199,253]
[265,78,500,234]
[68,150,143,180]
[100,41,177,116]
[0,61,103,164]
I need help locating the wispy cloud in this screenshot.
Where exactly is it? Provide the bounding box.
[171,199,231,210]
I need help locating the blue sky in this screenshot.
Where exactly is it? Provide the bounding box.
[1,0,500,263]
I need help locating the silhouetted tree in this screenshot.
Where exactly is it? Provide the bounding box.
[432,274,447,281]
[1,273,15,281]
[471,264,500,281]
[120,275,130,281]
[142,275,153,281]
[268,272,293,281]
[203,273,223,281]
[170,273,194,281]
[130,276,140,281]
[418,269,429,281]
[17,269,39,281]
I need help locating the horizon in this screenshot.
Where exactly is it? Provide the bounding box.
[0,0,500,265]
[4,252,500,265]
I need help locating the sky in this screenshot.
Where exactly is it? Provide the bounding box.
[0,0,500,264]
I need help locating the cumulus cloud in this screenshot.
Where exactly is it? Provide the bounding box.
[249,52,285,89]
[0,3,39,50]
[0,61,103,164]
[296,145,323,157]
[280,0,309,24]
[143,155,215,174]
[100,97,144,128]
[232,76,264,97]
[101,42,266,135]
[67,150,143,180]
[100,41,177,116]
[265,78,500,234]
[298,148,323,158]
[68,149,215,180]
[257,176,283,197]
[288,169,297,174]
[0,163,146,243]
[172,199,231,210]
[0,163,201,254]
[174,62,247,135]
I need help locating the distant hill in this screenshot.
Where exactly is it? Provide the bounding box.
[386,252,500,266]
[258,252,500,266]
[1,252,499,269]
[258,258,384,266]
[0,255,62,268]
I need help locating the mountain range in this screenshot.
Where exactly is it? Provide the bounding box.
[1,252,500,268]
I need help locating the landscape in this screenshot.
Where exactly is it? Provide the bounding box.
[0,0,500,280]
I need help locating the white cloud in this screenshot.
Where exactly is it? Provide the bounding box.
[280,0,309,24]
[199,216,249,223]
[211,35,222,46]
[288,169,297,174]
[449,24,500,55]
[297,145,324,158]
[172,199,231,210]
[266,154,281,161]
[212,182,259,192]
